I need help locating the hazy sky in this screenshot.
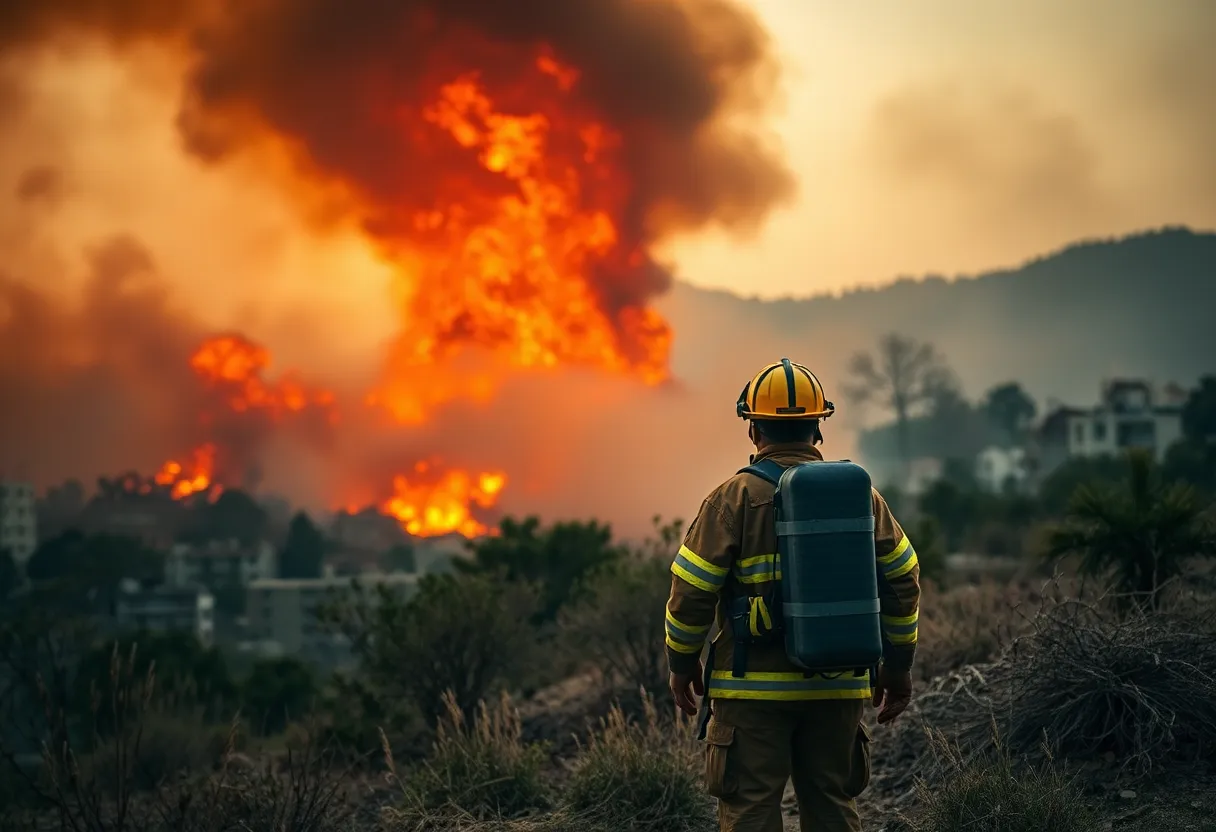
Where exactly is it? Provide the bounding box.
[2,0,1213,338]
[665,0,1216,298]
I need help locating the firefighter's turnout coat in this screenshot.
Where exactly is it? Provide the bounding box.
[664,443,922,700]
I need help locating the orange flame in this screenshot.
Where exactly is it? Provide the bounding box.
[149,335,340,502]
[190,335,338,422]
[369,50,671,424]
[380,459,507,538]
[154,443,221,501]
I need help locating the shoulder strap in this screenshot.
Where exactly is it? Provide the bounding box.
[736,458,787,486]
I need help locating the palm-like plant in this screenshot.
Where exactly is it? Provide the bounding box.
[1046,449,1216,610]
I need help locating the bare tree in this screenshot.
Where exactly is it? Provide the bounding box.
[845,334,957,478]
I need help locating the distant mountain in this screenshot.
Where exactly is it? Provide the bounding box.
[440,227,1216,537]
[658,225,1215,420]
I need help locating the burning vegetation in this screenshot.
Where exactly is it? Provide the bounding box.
[1,0,793,538]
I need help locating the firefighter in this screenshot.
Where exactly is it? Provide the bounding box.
[664,359,921,832]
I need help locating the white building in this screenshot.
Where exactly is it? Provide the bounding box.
[114,582,215,646]
[166,538,277,589]
[245,571,419,666]
[974,446,1029,494]
[0,480,37,565]
[1062,380,1183,463]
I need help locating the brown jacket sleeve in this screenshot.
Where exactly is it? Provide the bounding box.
[664,494,739,676]
[872,488,921,673]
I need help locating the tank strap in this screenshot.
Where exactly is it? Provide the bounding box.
[736,459,787,485]
[731,640,749,678]
[696,642,716,741]
[783,599,882,617]
[775,516,875,535]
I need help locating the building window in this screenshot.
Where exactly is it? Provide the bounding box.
[1073,423,1085,443]
[1093,421,1107,441]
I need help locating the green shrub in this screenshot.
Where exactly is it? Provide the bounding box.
[904,731,1099,832]
[562,694,711,832]
[385,691,550,823]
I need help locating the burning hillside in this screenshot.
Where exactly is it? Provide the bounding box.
[0,0,793,537]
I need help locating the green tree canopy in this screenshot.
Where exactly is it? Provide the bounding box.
[457,516,625,621]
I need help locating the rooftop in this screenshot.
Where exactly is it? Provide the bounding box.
[249,572,419,591]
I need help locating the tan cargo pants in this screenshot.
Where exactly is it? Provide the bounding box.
[703,698,869,832]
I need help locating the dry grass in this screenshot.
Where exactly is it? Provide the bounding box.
[0,644,361,832]
[987,597,1216,777]
[381,692,551,828]
[912,578,1038,683]
[895,728,1100,832]
[381,691,712,832]
[562,692,710,832]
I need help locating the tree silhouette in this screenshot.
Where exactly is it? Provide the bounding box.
[983,382,1038,445]
[184,489,268,544]
[1181,374,1216,442]
[0,548,19,599]
[1046,449,1216,610]
[845,334,957,479]
[279,513,326,579]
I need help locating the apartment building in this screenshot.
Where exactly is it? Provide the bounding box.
[114,582,216,646]
[245,571,419,667]
[0,480,37,564]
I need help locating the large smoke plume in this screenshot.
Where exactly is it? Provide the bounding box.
[0,0,794,532]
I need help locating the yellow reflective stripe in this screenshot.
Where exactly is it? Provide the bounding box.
[665,607,710,653]
[878,536,911,564]
[887,549,918,579]
[672,562,718,593]
[671,545,728,593]
[708,670,871,701]
[879,536,918,579]
[709,688,872,701]
[736,570,782,585]
[737,554,776,569]
[882,609,919,645]
[679,545,728,577]
[665,608,710,636]
[665,633,703,654]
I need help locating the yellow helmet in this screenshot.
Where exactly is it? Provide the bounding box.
[736,358,835,421]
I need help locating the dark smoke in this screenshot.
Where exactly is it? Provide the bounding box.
[0,236,206,483]
[0,236,337,491]
[2,0,794,352]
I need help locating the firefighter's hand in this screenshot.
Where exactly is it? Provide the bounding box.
[670,664,704,717]
[872,665,913,725]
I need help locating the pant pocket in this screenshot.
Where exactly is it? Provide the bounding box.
[704,719,738,798]
[844,722,871,798]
